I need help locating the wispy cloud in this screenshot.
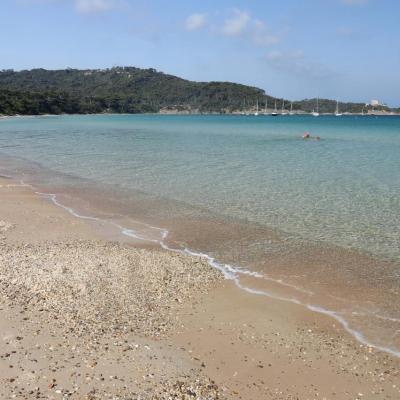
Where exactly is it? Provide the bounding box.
[252,20,281,46]
[185,13,207,31]
[16,0,118,11]
[15,0,60,4]
[221,9,250,37]
[219,9,282,47]
[184,8,282,48]
[75,0,116,14]
[265,50,335,80]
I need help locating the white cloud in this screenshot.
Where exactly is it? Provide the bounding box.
[252,19,280,46]
[185,13,207,31]
[185,8,282,48]
[218,10,281,47]
[221,9,250,37]
[15,0,60,4]
[75,0,116,14]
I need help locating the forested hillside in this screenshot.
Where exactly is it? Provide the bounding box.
[0,67,265,114]
[0,67,393,115]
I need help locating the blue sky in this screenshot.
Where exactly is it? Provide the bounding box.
[1,0,399,105]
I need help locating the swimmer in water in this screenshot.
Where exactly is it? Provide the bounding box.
[302,132,321,140]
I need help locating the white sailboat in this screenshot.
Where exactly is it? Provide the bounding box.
[244,98,250,115]
[254,99,259,116]
[263,97,268,115]
[271,100,278,116]
[312,97,320,117]
[289,101,294,115]
[335,100,342,116]
[281,100,288,115]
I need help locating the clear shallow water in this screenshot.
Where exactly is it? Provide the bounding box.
[1,114,400,355]
[1,114,399,259]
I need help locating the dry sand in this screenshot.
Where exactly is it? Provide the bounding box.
[0,176,399,399]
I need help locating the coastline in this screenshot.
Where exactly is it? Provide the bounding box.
[1,176,399,399]
[2,111,400,118]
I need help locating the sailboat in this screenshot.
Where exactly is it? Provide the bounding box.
[263,97,268,115]
[312,97,320,117]
[240,99,246,115]
[271,100,278,116]
[244,98,250,115]
[289,101,294,115]
[254,99,259,116]
[281,100,288,115]
[335,100,342,116]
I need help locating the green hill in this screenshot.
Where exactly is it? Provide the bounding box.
[0,67,393,115]
[0,67,267,114]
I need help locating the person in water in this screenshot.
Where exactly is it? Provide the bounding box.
[302,132,320,140]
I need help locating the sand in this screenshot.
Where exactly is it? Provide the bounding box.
[0,176,399,399]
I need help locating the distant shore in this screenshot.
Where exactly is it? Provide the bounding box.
[0,174,399,399]
[1,110,400,118]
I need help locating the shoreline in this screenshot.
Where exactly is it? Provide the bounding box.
[1,146,400,357]
[1,175,399,399]
[2,112,400,118]
[2,150,400,355]
[26,177,400,358]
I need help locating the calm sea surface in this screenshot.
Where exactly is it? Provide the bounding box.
[1,114,399,354]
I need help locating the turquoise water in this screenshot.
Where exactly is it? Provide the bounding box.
[0,114,399,260]
[1,114,400,355]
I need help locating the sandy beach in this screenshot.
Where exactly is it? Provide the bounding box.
[0,175,399,399]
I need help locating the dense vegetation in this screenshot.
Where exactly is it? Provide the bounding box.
[0,67,395,115]
[0,67,265,114]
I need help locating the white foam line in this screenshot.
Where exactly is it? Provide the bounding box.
[257,274,314,295]
[306,305,400,358]
[37,192,103,222]
[350,311,400,324]
[36,191,156,243]
[30,185,400,359]
[233,279,400,358]
[0,183,33,188]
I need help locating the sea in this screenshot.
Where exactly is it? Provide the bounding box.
[0,114,399,356]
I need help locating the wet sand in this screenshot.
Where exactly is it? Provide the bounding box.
[0,176,399,399]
